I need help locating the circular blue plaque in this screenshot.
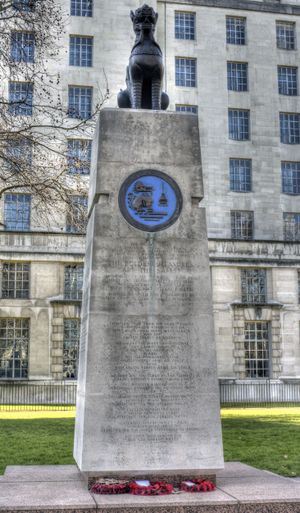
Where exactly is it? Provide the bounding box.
[119,170,182,232]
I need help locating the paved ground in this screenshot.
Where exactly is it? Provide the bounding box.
[0,462,299,512]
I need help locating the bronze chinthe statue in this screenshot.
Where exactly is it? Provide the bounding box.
[118,4,169,110]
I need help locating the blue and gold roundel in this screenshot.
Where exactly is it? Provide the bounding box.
[119,170,182,232]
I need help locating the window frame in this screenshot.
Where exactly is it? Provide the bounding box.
[229,158,252,192]
[227,61,248,92]
[67,139,92,175]
[64,264,84,301]
[226,16,246,45]
[283,212,300,241]
[63,318,80,380]
[69,35,93,67]
[175,104,198,114]
[68,85,93,120]
[10,31,35,63]
[231,210,254,240]
[241,268,267,304]
[70,0,93,17]
[280,112,300,144]
[228,109,250,141]
[244,321,270,379]
[278,66,298,96]
[4,193,31,231]
[1,262,30,299]
[9,81,33,116]
[66,195,88,233]
[175,57,197,88]
[276,20,296,50]
[281,161,300,194]
[174,11,196,41]
[0,318,30,380]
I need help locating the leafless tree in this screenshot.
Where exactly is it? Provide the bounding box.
[0,0,108,231]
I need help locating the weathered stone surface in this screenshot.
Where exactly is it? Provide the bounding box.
[74,109,223,476]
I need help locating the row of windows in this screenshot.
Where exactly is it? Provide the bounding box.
[4,192,300,241]
[8,83,93,119]
[10,16,297,70]
[231,210,300,241]
[6,137,92,175]
[1,263,83,300]
[226,18,297,49]
[7,60,298,119]
[228,63,298,96]
[0,316,271,379]
[0,317,80,380]
[175,58,300,95]
[10,0,93,17]
[0,265,269,305]
[227,110,300,144]
[175,12,297,53]
[3,194,87,232]
[229,159,300,195]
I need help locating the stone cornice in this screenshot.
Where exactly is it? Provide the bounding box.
[208,238,300,265]
[160,0,300,16]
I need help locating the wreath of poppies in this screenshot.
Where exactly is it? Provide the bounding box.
[91,478,216,495]
[129,481,174,495]
[180,479,216,492]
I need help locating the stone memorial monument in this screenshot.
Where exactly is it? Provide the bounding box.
[74,4,224,484]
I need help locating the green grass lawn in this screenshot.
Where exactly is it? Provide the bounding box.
[0,407,299,477]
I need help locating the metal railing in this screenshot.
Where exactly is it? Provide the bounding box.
[1,381,300,411]
[220,381,300,407]
[0,381,77,411]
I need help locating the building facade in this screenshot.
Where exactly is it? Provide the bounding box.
[1,0,300,384]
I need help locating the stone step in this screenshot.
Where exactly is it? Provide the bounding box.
[0,462,299,513]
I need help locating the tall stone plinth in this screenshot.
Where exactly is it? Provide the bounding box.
[74,108,224,479]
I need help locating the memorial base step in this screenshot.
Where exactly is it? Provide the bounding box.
[0,462,300,513]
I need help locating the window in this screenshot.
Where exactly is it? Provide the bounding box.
[68,86,92,119]
[241,269,267,304]
[13,0,35,11]
[4,194,31,231]
[64,264,84,300]
[283,212,300,241]
[280,113,300,144]
[6,137,32,171]
[0,318,29,379]
[231,210,254,240]
[226,16,246,45]
[278,66,298,96]
[282,162,300,194]
[227,62,248,92]
[63,319,80,379]
[67,139,91,174]
[228,110,250,141]
[230,159,251,192]
[11,32,35,63]
[175,104,198,114]
[2,263,30,299]
[175,57,196,87]
[9,82,33,116]
[276,21,296,50]
[66,196,88,233]
[244,322,270,378]
[175,12,195,40]
[71,0,92,17]
[69,36,93,67]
